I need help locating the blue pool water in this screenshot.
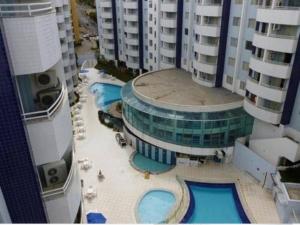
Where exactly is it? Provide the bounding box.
[138,190,176,223]
[90,83,121,111]
[132,153,173,174]
[183,182,250,224]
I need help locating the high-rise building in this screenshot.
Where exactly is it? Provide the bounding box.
[0,1,81,223]
[97,0,300,139]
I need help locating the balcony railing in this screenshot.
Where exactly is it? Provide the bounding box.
[0,2,53,17]
[42,148,76,199]
[22,86,66,121]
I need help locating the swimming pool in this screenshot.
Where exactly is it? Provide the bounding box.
[90,83,122,112]
[182,181,250,224]
[137,189,176,223]
[131,153,173,174]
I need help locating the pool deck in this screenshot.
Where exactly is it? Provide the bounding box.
[75,68,280,223]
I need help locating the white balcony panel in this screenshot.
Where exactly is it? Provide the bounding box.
[102,33,114,39]
[249,57,291,79]
[246,79,287,103]
[253,33,297,53]
[257,8,300,25]
[126,61,139,69]
[123,1,137,8]
[53,0,63,7]
[103,43,114,49]
[102,23,113,29]
[125,38,138,45]
[124,14,138,21]
[161,3,177,12]
[26,92,73,165]
[44,165,81,223]
[99,1,112,7]
[195,5,222,17]
[192,75,215,87]
[161,19,177,28]
[194,43,218,56]
[101,12,112,18]
[161,48,176,58]
[124,26,138,33]
[195,25,220,37]
[160,62,175,70]
[104,53,115,60]
[126,49,139,57]
[2,13,61,75]
[244,98,281,124]
[193,60,217,74]
[161,34,176,43]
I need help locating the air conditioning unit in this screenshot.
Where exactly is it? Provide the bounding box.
[35,72,58,89]
[43,160,68,187]
[38,90,61,109]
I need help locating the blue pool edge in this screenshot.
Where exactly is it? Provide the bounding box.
[180,180,251,224]
[135,188,178,224]
[129,152,175,175]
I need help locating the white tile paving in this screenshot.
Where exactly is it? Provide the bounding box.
[74,68,280,224]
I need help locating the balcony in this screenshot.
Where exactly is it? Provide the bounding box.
[194,42,219,56]
[192,74,215,87]
[99,1,112,7]
[124,14,138,21]
[126,60,139,69]
[42,150,81,223]
[246,78,287,103]
[161,18,177,28]
[124,26,138,33]
[126,48,139,57]
[161,47,176,58]
[125,38,138,45]
[244,98,281,124]
[102,32,114,39]
[101,12,112,18]
[257,7,300,25]
[195,5,222,17]
[102,22,113,29]
[194,24,220,37]
[161,33,176,43]
[249,56,291,79]
[0,2,61,75]
[193,60,217,74]
[253,32,297,53]
[161,3,177,12]
[123,1,137,9]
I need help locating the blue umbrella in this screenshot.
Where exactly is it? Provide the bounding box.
[87,212,107,224]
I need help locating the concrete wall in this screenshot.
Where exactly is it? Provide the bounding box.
[233,140,276,189]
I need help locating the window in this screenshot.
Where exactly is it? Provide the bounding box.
[230,37,238,47]
[226,75,233,84]
[240,81,246,90]
[248,19,256,28]
[185,28,188,35]
[245,41,252,50]
[233,17,240,26]
[228,57,235,66]
[242,62,249,71]
[149,14,152,21]
[149,27,152,34]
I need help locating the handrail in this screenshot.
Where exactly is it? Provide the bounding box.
[22,86,66,121]
[43,148,76,198]
[0,2,53,17]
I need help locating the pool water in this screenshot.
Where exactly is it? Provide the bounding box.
[90,83,121,111]
[132,153,173,174]
[137,190,175,223]
[184,182,250,224]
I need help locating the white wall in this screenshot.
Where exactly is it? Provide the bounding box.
[1,13,61,75]
[233,141,276,189]
[0,188,11,223]
[26,95,73,165]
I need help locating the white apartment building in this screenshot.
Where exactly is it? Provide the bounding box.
[0,1,81,223]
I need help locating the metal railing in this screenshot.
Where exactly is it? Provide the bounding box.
[43,148,76,198]
[22,86,66,121]
[0,2,53,17]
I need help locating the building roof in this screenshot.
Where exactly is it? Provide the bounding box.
[133,69,243,112]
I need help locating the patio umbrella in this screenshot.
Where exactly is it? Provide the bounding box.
[87,212,107,224]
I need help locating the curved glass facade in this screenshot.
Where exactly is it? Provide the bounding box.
[122,81,254,148]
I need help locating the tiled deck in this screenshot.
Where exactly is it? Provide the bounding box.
[75,68,280,224]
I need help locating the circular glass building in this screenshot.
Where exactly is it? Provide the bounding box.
[122,69,253,165]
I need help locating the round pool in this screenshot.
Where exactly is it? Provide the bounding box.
[90,83,122,112]
[131,153,173,174]
[137,190,176,223]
